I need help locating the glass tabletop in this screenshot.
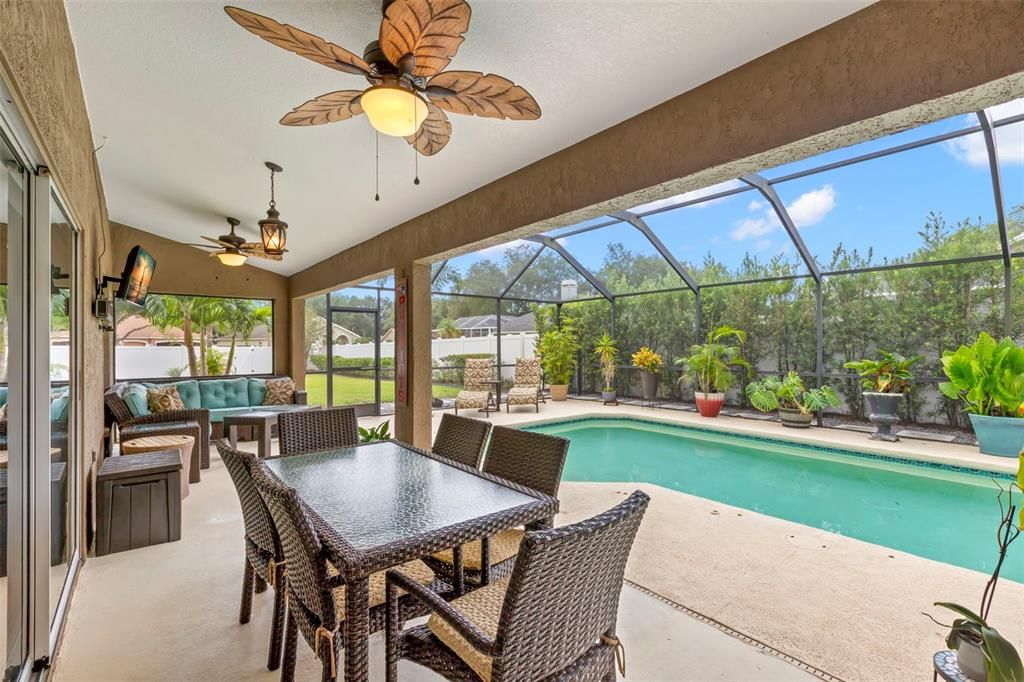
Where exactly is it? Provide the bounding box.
[265,441,541,552]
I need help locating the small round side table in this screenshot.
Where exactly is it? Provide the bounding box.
[122,435,193,500]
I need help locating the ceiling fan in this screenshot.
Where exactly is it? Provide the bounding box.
[190,217,284,267]
[224,0,541,156]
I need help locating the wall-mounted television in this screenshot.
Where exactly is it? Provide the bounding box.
[114,245,156,307]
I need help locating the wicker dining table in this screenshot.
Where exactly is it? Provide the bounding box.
[264,439,559,682]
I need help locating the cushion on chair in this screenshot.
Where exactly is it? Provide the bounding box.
[432,528,524,571]
[49,393,71,423]
[327,559,435,617]
[506,386,539,406]
[512,358,541,387]
[123,384,151,418]
[198,378,250,409]
[263,378,295,405]
[427,578,509,682]
[171,380,201,409]
[0,386,8,407]
[147,385,185,413]
[455,391,490,409]
[247,378,267,406]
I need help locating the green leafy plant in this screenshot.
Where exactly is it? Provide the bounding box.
[843,351,923,393]
[938,332,1024,418]
[593,333,619,391]
[537,319,580,385]
[745,371,840,415]
[676,325,751,394]
[630,346,663,374]
[358,420,391,443]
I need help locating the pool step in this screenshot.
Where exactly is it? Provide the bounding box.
[896,429,959,443]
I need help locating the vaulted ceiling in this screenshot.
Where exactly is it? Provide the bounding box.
[66,0,871,275]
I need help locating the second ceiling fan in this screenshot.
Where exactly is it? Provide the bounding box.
[225,0,541,156]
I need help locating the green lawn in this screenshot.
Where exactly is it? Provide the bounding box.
[303,373,461,406]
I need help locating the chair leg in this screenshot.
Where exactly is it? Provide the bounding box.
[386,580,400,682]
[267,565,287,671]
[319,637,337,682]
[240,557,254,624]
[281,609,298,682]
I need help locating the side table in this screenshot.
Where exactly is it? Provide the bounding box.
[122,435,193,499]
[96,451,181,556]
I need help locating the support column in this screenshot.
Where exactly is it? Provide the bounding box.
[393,261,433,449]
[289,297,306,389]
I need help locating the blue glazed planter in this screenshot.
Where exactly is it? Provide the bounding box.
[969,413,1024,457]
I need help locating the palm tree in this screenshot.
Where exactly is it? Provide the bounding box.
[139,295,201,376]
[216,299,271,374]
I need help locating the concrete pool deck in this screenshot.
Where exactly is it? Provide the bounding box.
[52,402,1022,680]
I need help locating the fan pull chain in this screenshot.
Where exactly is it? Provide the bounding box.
[413,146,420,186]
[374,130,380,202]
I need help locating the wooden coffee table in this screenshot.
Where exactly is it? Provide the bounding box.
[122,435,194,499]
[224,409,314,459]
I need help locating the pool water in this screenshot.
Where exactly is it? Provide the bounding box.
[527,418,1023,582]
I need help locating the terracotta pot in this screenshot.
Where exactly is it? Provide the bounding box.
[549,384,569,401]
[695,392,725,417]
[778,407,813,429]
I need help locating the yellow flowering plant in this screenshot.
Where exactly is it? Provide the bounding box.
[631,347,663,374]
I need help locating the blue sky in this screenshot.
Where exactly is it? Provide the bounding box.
[437,98,1024,290]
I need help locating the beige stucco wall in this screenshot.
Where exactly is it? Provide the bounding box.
[109,222,292,376]
[0,0,115,539]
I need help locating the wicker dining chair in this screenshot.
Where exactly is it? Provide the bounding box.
[505,358,542,413]
[426,427,569,587]
[215,439,287,671]
[386,490,650,682]
[432,414,492,469]
[250,460,439,682]
[454,358,495,417]
[277,407,358,456]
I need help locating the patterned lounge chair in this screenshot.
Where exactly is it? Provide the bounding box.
[505,358,542,413]
[454,358,494,417]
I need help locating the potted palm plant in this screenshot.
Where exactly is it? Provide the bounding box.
[537,319,580,401]
[843,351,922,442]
[677,326,750,418]
[631,347,663,400]
[939,332,1024,457]
[745,371,840,428]
[593,333,619,404]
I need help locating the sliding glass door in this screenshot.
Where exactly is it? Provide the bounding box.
[327,307,381,416]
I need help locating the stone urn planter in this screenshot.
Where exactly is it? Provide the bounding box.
[778,407,813,429]
[640,371,661,400]
[695,392,725,418]
[864,392,904,442]
[549,384,569,401]
[968,413,1024,457]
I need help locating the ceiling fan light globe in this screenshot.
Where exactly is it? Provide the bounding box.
[217,251,248,267]
[361,84,428,137]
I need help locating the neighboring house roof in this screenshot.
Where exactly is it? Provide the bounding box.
[115,314,273,345]
[451,313,535,333]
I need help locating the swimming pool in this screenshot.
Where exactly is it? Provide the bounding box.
[525,417,1023,582]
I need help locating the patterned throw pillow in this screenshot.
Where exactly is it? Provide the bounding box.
[263,378,295,406]
[147,385,185,414]
[0,403,7,422]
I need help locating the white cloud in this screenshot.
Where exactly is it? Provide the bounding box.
[729,184,836,241]
[945,98,1024,168]
[787,184,836,228]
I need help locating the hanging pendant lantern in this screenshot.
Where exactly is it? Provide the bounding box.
[259,162,288,255]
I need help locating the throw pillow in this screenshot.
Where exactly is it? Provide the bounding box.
[123,384,151,418]
[147,385,185,414]
[0,403,7,422]
[263,378,295,406]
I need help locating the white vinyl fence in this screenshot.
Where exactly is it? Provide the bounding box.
[113,345,273,380]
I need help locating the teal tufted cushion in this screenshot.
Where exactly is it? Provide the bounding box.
[172,380,201,409]
[123,384,151,418]
[199,378,250,409]
[247,378,267,407]
[0,386,7,407]
[50,393,70,423]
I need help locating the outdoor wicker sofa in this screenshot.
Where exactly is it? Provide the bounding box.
[425,426,569,588]
[250,455,444,682]
[385,490,650,681]
[431,414,492,469]
[216,439,287,671]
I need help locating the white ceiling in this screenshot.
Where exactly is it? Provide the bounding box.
[66,0,871,276]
